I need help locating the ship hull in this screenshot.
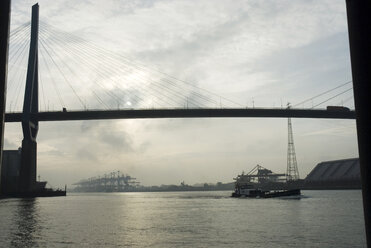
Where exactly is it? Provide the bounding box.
[1,190,66,198]
[231,189,300,198]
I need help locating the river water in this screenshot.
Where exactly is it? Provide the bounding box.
[0,190,366,247]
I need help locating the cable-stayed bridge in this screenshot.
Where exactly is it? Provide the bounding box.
[2,4,355,196]
[5,7,355,122]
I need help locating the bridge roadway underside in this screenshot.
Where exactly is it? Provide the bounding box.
[4,108,355,122]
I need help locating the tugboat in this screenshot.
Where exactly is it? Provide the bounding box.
[231,165,301,198]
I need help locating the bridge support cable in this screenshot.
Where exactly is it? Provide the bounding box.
[40,36,149,111]
[114,57,243,108]
[39,37,128,110]
[39,23,238,109]
[38,72,47,111]
[311,88,353,109]
[7,25,33,112]
[9,21,30,39]
[39,24,170,106]
[8,25,30,61]
[7,40,30,111]
[336,95,354,107]
[7,24,31,97]
[38,24,218,106]
[38,45,65,109]
[84,45,218,107]
[36,22,357,112]
[38,27,148,109]
[39,25,165,109]
[91,89,110,110]
[39,39,86,109]
[9,26,30,44]
[39,26,211,109]
[293,81,353,108]
[8,25,31,66]
[47,25,243,108]
[9,57,28,111]
[39,35,188,109]
[8,35,30,75]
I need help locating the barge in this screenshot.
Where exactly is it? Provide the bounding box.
[231,164,301,198]
[231,184,300,198]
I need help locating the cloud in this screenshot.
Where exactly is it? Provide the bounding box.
[75,147,98,162]
[300,124,356,137]
[6,0,358,188]
[97,128,134,152]
[3,138,19,149]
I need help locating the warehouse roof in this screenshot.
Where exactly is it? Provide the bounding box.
[305,158,360,181]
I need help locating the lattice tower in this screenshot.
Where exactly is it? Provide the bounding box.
[286,117,300,181]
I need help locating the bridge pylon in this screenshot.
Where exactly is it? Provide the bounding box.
[19,3,40,192]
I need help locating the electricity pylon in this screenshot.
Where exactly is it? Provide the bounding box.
[286,104,300,181]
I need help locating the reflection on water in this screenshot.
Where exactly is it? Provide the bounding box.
[0,191,367,247]
[11,199,41,247]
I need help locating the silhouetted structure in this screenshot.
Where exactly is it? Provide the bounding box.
[1,4,65,197]
[234,165,286,184]
[73,171,139,192]
[4,108,356,123]
[304,158,361,189]
[234,158,362,191]
[233,165,294,191]
[1,149,22,193]
[286,106,300,181]
[19,3,40,193]
[346,1,371,244]
[0,0,11,195]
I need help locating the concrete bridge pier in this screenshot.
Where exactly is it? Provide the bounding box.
[19,139,37,192]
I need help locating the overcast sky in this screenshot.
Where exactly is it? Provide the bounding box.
[4,0,358,188]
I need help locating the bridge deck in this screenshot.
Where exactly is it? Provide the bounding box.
[4,108,356,122]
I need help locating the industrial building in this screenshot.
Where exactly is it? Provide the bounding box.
[233,158,361,191]
[1,149,48,195]
[1,149,22,194]
[304,158,361,189]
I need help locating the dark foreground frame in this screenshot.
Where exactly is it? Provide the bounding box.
[0,1,370,246]
[346,0,371,245]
